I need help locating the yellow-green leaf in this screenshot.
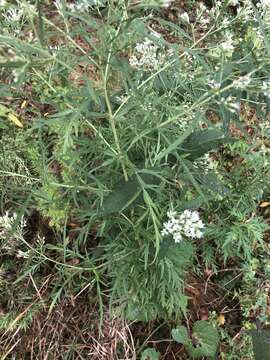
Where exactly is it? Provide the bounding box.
[8,113,23,128]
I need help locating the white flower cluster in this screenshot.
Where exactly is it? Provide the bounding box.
[115,94,128,104]
[0,212,33,259]
[67,0,103,12]
[194,153,218,174]
[54,0,65,14]
[180,12,190,23]
[259,121,270,134]
[220,96,240,113]
[237,1,254,22]
[177,103,197,130]
[196,1,225,29]
[19,2,37,18]
[208,79,221,90]
[161,209,205,243]
[233,73,252,89]
[236,0,270,23]
[159,0,173,7]
[0,211,25,235]
[0,211,26,247]
[262,80,270,98]
[228,0,239,5]
[220,32,235,55]
[257,0,270,20]
[129,37,166,71]
[196,2,211,29]
[178,116,192,130]
[1,2,37,24]
[2,8,23,23]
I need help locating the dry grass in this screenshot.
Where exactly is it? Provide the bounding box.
[0,295,136,360]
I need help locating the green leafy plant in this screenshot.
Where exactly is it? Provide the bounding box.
[248,330,270,360]
[172,321,220,359]
[141,347,160,360]
[0,0,270,358]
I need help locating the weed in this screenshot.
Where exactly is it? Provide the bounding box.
[0,0,270,358]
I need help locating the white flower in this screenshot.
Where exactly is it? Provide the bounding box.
[237,1,254,21]
[129,37,166,71]
[49,44,61,55]
[0,212,26,252]
[198,2,207,13]
[222,17,230,27]
[18,2,37,18]
[54,0,65,14]
[220,96,240,113]
[262,80,270,98]
[257,0,270,9]
[16,249,30,259]
[208,80,221,90]
[67,0,102,12]
[0,0,7,7]
[3,8,23,22]
[220,37,234,53]
[228,0,239,5]
[161,209,205,242]
[194,153,219,175]
[233,73,252,89]
[161,0,173,8]
[180,12,190,23]
[0,212,26,235]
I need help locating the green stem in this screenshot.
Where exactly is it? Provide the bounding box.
[103,10,128,181]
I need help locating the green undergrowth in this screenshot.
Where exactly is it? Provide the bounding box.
[0,0,270,359]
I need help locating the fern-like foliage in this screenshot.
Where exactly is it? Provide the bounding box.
[107,236,193,321]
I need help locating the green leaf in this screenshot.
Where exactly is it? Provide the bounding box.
[0,104,10,117]
[197,172,230,198]
[158,240,193,268]
[248,330,270,360]
[141,348,160,360]
[172,326,189,345]
[156,125,194,161]
[101,171,161,215]
[187,321,219,359]
[179,129,234,161]
[0,120,8,129]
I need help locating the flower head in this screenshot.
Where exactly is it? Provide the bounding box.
[161,209,205,242]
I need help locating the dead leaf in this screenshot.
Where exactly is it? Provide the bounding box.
[218,314,225,326]
[260,202,270,208]
[68,222,80,228]
[21,100,27,109]
[68,258,80,265]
